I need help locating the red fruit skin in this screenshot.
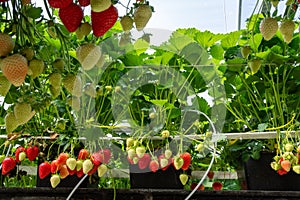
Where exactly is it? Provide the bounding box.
[138,153,151,170]
[15,146,26,163]
[98,149,111,164]
[0,0,9,2]
[91,152,102,166]
[212,182,223,190]
[39,162,51,179]
[88,164,98,175]
[78,0,90,7]
[76,168,84,178]
[149,160,159,173]
[207,171,215,180]
[50,160,61,173]
[190,182,205,190]
[26,146,39,161]
[127,156,134,164]
[91,5,118,37]
[277,169,288,175]
[180,152,191,171]
[59,3,83,32]
[48,0,72,8]
[57,152,69,166]
[1,157,16,175]
[78,149,89,160]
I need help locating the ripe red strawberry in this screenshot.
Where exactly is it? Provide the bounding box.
[59,164,69,179]
[26,146,39,161]
[190,182,205,190]
[1,54,28,87]
[0,33,14,57]
[15,146,26,163]
[78,0,90,7]
[59,3,83,32]
[1,157,16,175]
[68,168,76,175]
[212,181,223,190]
[279,20,295,44]
[51,159,61,173]
[207,171,215,180]
[98,149,111,164]
[260,17,278,41]
[180,152,191,171]
[149,159,159,173]
[38,162,51,179]
[91,152,102,166]
[281,160,291,172]
[91,5,118,37]
[133,4,152,31]
[138,153,151,170]
[57,152,69,166]
[48,0,72,9]
[277,168,288,175]
[76,168,84,178]
[78,149,89,160]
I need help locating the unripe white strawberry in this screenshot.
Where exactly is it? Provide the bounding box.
[120,15,133,33]
[279,20,295,44]
[76,43,102,71]
[97,164,108,177]
[164,149,172,159]
[136,146,146,158]
[260,17,278,41]
[134,4,152,31]
[82,159,93,174]
[50,174,61,188]
[66,158,77,171]
[179,174,189,185]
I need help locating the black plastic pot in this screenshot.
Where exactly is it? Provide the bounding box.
[129,164,185,189]
[244,152,300,191]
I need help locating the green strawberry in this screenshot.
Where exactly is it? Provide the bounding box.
[53,58,65,73]
[67,96,81,111]
[66,157,77,171]
[179,174,189,185]
[18,151,26,162]
[97,164,108,177]
[173,156,184,170]
[120,15,133,33]
[96,53,105,68]
[164,149,172,159]
[0,75,11,96]
[83,83,97,98]
[248,59,262,75]
[241,46,251,59]
[136,146,146,158]
[271,0,279,7]
[284,143,294,152]
[82,159,93,174]
[63,74,82,97]
[160,157,169,169]
[76,43,102,71]
[50,174,61,188]
[260,17,278,41]
[161,130,170,138]
[293,165,300,174]
[134,4,152,31]
[5,112,20,133]
[14,102,35,125]
[20,48,35,61]
[50,85,61,98]
[76,22,92,40]
[49,72,62,89]
[126,138,135,148]
[0,155,5,163]
[279,20,295,44]
[196,143,205,152]
[76,159,83,171]
[90,0,111,12]
[127,148,136,160]
[28,59,45,79]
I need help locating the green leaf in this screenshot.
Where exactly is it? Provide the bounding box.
[248,33,263,52]
[25,7,42,19]
[210,44,224,60]
[149,99,168,107]
[221,30,242,49]
[194,30,225,48]
[257,123,268,132]
[134,38,149,55]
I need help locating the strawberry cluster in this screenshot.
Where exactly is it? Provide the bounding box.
[126,138,192,186]
[38,148,111,188]
[0,145,39,175]
[47,0,118,37]
[271,143,300,175]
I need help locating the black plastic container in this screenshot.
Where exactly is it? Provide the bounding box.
[244,152,300,191]
[129,164,184,189]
